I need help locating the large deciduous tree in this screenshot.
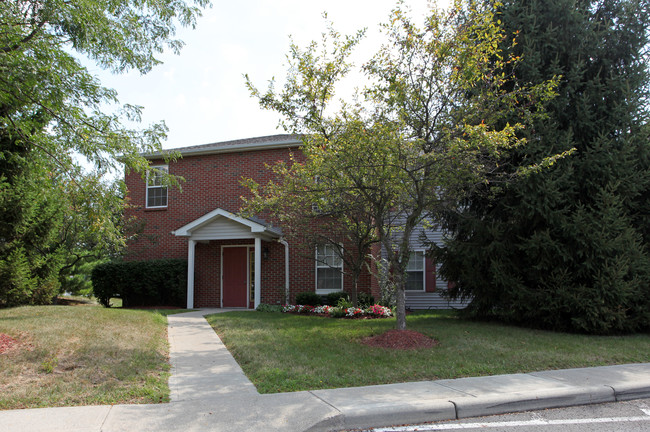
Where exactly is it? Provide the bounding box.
[435,0,650,334]
[245,1,558,329]
[243,140,379,307]
[0,0,208,305]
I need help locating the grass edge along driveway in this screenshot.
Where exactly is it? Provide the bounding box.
[207,310,650,394]
[0,305,183,410]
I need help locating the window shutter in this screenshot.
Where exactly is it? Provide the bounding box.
[425,257,436,292]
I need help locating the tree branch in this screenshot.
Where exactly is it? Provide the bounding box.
[0,19,46,53]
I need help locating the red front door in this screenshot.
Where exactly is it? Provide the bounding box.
[222,247,248,308]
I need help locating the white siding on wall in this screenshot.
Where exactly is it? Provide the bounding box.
[190,217,256,240]
[405,291,468,310]
[384,215,468,310]
[405,261,467,309]
[384,215,444,250]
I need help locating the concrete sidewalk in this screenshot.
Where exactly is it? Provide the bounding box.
[1,309,650,432]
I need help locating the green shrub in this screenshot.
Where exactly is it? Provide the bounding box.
[256,303,282,312]
[324,291,349,306]
[323,291,374,307]
[91,259,187,308]
[357,292,375,307]
[328,307,346,318]
[336,297,353,309]
[294,291,322,306]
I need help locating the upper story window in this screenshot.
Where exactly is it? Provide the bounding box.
[146,165,168,208]
[316,244,343,293]
[405,251,425,291]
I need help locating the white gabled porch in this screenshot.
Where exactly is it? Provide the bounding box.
[172,208,283,309]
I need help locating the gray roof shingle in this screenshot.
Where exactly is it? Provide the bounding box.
[146,134,302,159]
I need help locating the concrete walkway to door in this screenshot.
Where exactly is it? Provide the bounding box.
[167,309,257,401]
[1,309,650,432]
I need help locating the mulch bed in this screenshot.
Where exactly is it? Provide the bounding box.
[0,333,18,354]
[361,329,438,350]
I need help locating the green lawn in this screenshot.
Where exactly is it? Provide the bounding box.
[207,310,650,394]
[0,305,178,409]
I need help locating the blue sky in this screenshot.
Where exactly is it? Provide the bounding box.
[91,1,444,149]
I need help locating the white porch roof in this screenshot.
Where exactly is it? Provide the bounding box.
[171,208,282,241]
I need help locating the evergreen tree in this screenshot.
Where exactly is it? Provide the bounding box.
[436,0,650,334]
[0,124,65,306]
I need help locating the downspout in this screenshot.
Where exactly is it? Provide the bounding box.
[278,238,290,304]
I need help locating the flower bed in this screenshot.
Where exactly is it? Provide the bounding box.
[282,304,392,318]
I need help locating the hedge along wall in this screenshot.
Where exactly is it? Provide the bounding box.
[91,259,187,308]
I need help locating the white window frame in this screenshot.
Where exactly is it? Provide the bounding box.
[405,250,426,291]
[146,165,168,209]
[315,244,344,294]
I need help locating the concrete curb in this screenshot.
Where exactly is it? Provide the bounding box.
[613,383,650,401]
[307,398,457,432]
[307,385,618,431]
[531,365,650,403]
[451,385,615,419]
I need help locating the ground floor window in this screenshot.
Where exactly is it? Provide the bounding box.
[405,251,425,291]
[316,244,343,293]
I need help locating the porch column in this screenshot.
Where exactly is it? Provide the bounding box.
[187,239,196,309]
[254,237,261,309]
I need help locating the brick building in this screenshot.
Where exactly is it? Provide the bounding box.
[125,134,463,309]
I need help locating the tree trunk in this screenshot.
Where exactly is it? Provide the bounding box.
[351,281,358,307]
[350,268,361,307]
[395,285,406,330]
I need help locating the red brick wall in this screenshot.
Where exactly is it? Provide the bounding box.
[125,147,299,261]
[193,241,220,307]
[125,145,374,307]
